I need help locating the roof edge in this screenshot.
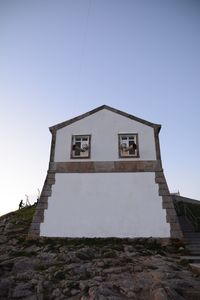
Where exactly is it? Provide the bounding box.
[49,105,161,133]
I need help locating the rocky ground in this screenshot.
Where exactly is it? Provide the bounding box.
[0,206,200,300]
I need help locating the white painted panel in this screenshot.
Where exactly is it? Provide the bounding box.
[40,173,170,237]
[54,109,156,162]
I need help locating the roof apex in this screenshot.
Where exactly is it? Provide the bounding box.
[49,105,161,133]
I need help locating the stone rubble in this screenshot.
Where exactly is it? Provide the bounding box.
[0,206,200,300]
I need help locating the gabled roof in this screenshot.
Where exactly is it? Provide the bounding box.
[49,105,161,133]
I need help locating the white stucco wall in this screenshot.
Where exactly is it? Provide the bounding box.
[54,109,156,162]
[40,173,170,238]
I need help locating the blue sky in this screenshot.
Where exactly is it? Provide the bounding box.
[0,0,200,215]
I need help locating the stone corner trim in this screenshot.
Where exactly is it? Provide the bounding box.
[28,172,55,237]
[155,171,183,239]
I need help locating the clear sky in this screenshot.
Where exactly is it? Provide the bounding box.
[0,0,200,215]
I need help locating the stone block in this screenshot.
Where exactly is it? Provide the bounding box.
[54,160,161,173]
[39,197,48,204]
[159,183,168,190]
[190,264,200,275]
[43,185,51,192]
[155,171,164,177]
[32,215,44,223]
[46,178,55,185]
[34,209,44,218]
[170,222,182,232]
[94,162,114,172]
[42,190,52,197]
[29,222,40,231]
[166,215,178,223]
[166,208,177,216]
[143,161,155,171]
[28,229,40,236]
[170,230,183,239]
[37,202,48,209]
[162,201,174,209]
[159,189,170,196]
[47,172,55,179]
[49,162,56,170]
[162,196,173,202]
[155,177,166,184]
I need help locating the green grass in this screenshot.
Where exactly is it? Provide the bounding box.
[13,205,36,221]
[13,205,36,233]
[0,205,36,237]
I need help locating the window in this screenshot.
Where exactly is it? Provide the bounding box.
[118,134,139,158]
[71,135,91,158]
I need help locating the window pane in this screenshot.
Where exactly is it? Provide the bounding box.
[75,141,81,155]
[129,141,135,155]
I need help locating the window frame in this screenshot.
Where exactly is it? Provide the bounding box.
[71,134,91,159]
[118,133,139,158]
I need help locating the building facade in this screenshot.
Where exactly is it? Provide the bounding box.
[29,105,182,238]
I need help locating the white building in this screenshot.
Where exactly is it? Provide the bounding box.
[29,105,182,238]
